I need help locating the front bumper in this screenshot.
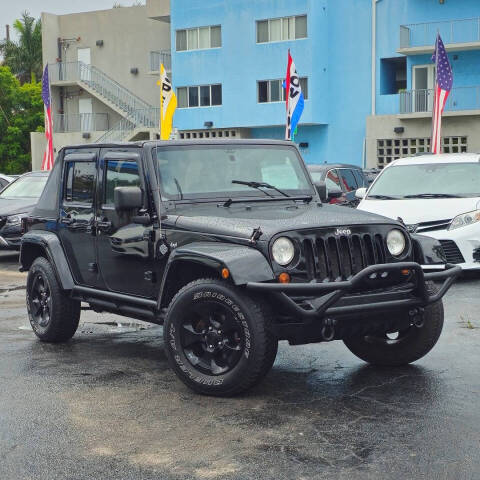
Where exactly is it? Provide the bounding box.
[246,262,460,322]
[427,226,480,270]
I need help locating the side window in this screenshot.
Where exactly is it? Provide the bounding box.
[338,169,358,192]
[104,159,141,205]
[353,169,366,188]
[0,179,7,189]
[325,169,341,190]
[64,161,96,204]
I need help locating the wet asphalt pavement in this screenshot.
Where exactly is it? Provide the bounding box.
[0,251,479,480]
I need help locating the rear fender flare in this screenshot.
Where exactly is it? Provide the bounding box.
[20,231,74,290]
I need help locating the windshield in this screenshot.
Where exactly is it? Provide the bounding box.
[0,175,48,199]
[155,145,314,200]
[367,163,480,199]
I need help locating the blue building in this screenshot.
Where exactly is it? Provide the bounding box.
[168,0,480,169]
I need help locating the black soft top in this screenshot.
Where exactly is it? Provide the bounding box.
[61,138,297,150]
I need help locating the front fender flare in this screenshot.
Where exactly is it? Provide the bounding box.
[20,231,74,290]
[158,241,275,308]
[411,233,447,266]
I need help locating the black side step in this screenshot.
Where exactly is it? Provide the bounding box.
[72,286,164,324]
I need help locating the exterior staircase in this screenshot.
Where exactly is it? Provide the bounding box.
[49,61,159,142]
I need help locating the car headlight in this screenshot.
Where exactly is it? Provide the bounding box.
[272,237,295,266]
[448,210,480,231]
[386,229,406,257]
[6,212,28,225]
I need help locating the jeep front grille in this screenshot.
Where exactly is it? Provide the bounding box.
[303,233,387,282]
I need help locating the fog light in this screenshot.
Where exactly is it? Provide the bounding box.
[369,273,377,279]
[381,272,388,278]
[278,272,291,284]
[401,269,410,276]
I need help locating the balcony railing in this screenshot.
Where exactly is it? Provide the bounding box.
[399,86,480,114]
[400,17,480,49]
[149,50,171,72]
[53,113,109,132]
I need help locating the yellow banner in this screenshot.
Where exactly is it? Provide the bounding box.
[158,64,177,140]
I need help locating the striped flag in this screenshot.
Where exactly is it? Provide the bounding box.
[285,50,304,141]
[41,65,54,170]
[431,34,453,154]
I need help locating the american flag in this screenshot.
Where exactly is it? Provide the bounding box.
[41,65,54,171]
[431,33,453,154]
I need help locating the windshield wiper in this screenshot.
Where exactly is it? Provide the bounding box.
[367,194,399,200]
[232,180,290,198]
[403,193,462,199]
[173,177,184,200]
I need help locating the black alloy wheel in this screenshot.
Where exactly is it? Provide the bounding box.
[27,257,81,343]
[163,278,278,396]
[180,301,245,376]
[343,281,444,366]
[29,272,52,328]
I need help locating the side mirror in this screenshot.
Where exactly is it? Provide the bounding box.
[314,181,327,202]
[114,186,142,211]
[355,187,367,199]
[327,186,343,200]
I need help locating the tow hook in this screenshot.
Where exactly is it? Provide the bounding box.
[321,318,337,341]
[409,307,425,328]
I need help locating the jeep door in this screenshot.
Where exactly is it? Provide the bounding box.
[95,149,158,298]
[58,150,103,287]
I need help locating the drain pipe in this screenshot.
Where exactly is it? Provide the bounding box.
[371,0,382,116]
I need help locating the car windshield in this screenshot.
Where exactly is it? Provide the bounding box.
[367,162,480,199]
[0,175,48,199]
[155,145,314,200]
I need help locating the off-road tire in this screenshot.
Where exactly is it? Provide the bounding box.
[163,278,278,396]
[26,257,81,343]
[343,281,444,366]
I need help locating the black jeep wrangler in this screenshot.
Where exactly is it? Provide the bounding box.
[21,140,460,396]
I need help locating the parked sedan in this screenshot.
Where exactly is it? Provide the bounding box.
[356,154,480,270]
[0,171,49,249]
[307,163,368,206]
[0,174,14,191]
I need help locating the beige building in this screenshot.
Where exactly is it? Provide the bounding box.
[31,1,171,169]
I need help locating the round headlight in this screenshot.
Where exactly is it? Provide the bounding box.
[272,237,295,266]
[386,229,406,257]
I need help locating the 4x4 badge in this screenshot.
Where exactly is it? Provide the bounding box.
[335,228,351,236]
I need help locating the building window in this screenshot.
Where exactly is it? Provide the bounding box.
[177,84,222,108]
[256,15,307,43]
[380,57,406,95]
[258,78,308,103]
[376,136,467,169]
[176,25,222,51]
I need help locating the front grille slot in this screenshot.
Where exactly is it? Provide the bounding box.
[306,232,387,282]
[439,240,465,264]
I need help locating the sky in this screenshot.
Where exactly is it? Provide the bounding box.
[1,0,144,40]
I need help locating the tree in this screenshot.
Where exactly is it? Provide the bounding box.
[0,66,44,174]
[0,12,42,84]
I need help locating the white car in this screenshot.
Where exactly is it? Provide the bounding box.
[356,154,480,270]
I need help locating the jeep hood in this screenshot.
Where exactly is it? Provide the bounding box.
[172,202,399,239]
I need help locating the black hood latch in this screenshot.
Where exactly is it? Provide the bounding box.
[249,227,263,244]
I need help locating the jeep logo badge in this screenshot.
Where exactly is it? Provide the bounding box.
[335,228,351,236]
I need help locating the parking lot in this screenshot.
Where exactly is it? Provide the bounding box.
[0,250,479,480]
